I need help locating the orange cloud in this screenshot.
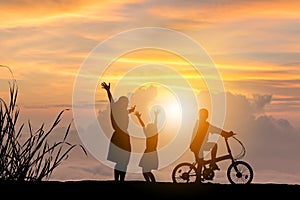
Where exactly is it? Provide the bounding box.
[149,0,300,27]
[0,0,142,28]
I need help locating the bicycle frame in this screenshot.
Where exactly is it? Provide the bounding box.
[172,134,254,184]
[202,136,235,167]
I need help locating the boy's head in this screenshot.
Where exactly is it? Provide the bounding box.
[199,108,208,120]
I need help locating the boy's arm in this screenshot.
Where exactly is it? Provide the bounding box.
[209,124,234,137]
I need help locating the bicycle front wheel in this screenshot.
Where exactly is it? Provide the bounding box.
[227,160,254,184]
[172,162,197,183]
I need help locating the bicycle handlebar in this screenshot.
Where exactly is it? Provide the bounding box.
[223,131,236,138]
[230,133,246,160]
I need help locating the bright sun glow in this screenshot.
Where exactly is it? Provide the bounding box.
[128,83,183,147]
[149,84,182,147]
[160,92,182,125]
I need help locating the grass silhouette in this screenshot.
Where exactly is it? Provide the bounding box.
[0,69,87,181]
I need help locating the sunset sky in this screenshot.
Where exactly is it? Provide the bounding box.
[1,0,300,184]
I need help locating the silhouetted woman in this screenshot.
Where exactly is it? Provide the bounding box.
[134,109,159,182]
[101,82,135,182]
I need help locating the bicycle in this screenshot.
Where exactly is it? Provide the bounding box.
[172,133,254,184]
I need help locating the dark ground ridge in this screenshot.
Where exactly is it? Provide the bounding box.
[1,180,299,198]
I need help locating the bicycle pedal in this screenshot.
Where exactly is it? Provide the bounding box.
[210,164,220,171]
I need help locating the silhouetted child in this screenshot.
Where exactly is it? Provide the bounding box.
[135,110,159,182]
[190,108,234,183]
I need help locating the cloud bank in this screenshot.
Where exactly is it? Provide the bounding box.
[48,90,300,184]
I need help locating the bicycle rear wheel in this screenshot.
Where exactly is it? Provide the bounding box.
[227,160,254,184]
[172,162,197,183]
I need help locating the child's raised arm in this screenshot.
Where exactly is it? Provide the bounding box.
[154,109,160,125]
[134,111,145,127]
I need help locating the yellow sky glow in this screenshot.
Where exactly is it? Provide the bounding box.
[0,0,299,128]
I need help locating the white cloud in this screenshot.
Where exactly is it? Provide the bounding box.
[48,91,300,184]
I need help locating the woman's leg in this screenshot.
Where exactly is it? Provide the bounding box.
[119,171,126,182]
[115,163,127,182]
[114,168,120,182]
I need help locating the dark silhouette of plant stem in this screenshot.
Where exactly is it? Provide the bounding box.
[0,68,87,181]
